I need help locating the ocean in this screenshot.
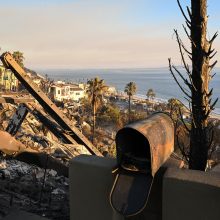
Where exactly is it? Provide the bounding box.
[36,67,220,116]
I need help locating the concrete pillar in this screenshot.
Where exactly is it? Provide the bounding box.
[69,154,123,220]
[163,164,220,220]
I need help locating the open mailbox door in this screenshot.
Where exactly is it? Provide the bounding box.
[110,112,174,216]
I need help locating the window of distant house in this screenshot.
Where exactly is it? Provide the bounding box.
[58,90,60,94]
[76,93,80,95]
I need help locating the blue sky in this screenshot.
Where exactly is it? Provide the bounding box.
[0,0,219,69]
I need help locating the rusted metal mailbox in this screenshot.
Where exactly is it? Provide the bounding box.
[110,112,174,216]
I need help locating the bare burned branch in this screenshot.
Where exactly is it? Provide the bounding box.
[210,51,217,59]
[177,0,191,25]
[186,21,191,30]
[179,98,190,112]
[204,109,211,120]
[207,129,214,157]
[173,30,197,91]
[187,6,192,19]
[210,98,218,110]
[179,108,191,133]
[172,65,191,87]
[209,60,218,71]
[169,59,192,99]
[207,89,213,100]
[211,73,216,79]
[177,131,189,162]
[191,111,198,129]
[208,48,215,56]
[209,32,218,45]
[174,30,190,72]
[183,25,190,38]
[208,98,212,105]
[182,43,192,55]
[208,146,215,159]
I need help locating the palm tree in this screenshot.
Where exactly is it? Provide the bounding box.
[12,51,25,69]
[168,98,184,121]
[152,92,156,101]
[124,82,137,124]
[12,51,25,91]
[146,88,156,101]
[87,77,106,144]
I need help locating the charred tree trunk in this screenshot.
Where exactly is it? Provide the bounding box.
[129,95,131,124]
[190,0,209,170]
[92,91,97,145]
[169,0,218,171]
[93,103,95,145]
[190,0,217,170]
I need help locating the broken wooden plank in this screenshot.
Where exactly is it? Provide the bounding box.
[26,103,78,145]
[6,103,29,136]
[14,152,69,177]
[1,52,102,157]
[0,130,39,155]
[0,92,30,96]
[0,97,35,103]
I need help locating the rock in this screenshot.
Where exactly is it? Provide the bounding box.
[63,108,68,114]
[34,142,39,147]
[64,177,69,185]
[21,165,29,174]
[48,169,57,177]
[52,188,66,194]
[82,121,91,129]
[2,121,9,130]
[36,170,45,179]
[46,131,53,140]
[48,147,56,154]
[73,144,91,155]
[2,170,10,178]
[0,160,6,170]
[55,176,66,184]
[20,175,34,182]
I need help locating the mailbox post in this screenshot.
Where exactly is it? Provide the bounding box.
[110,113,174,216]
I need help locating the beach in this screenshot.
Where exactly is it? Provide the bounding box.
[111,91,220,122]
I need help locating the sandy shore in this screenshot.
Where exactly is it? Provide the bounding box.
[113,92,220,121]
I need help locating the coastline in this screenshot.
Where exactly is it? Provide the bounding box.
[115,91,220,121]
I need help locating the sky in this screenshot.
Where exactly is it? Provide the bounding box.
[0,0,220,69]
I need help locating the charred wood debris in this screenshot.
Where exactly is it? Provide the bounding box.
[0,96,116,219]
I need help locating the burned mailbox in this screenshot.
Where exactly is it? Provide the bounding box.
[110,112,174,216]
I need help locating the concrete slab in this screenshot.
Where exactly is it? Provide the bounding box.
[163,165,220,220]
[69,155,123,220]
[2,209,50,220]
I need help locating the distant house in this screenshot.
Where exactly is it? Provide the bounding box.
[33,77,41,87]
[106,85,115,93]
[70,87,85,101]
[0,64,18,90]
[50,84,70,101]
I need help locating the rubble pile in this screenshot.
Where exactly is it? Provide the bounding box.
[0,101,91,219]
[0,102,91,157]
[0,156,70,219]
[0,98,118,219]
